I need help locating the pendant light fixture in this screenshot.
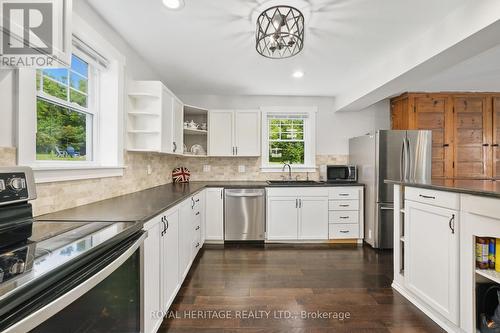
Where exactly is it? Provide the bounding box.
[255,5,305,59]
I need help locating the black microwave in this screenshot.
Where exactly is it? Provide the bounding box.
[325,165,357,183]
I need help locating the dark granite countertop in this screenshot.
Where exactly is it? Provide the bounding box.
[385,179,500,198]
[37,181,365,224]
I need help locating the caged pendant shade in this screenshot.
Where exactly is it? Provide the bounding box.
[255,5,305,59]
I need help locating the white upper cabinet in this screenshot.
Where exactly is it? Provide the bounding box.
[208,111,234,156]
[127,81,183,154]
[234,110,261,156]
[208,110,261,156]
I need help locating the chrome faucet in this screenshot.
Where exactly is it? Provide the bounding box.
[282,163,292,181]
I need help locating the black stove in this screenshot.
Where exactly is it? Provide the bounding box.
[0,167,37,285]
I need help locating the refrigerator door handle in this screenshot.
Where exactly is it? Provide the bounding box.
[405,138,411,180]
[400,139,405,180]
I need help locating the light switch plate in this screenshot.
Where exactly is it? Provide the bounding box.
[147,164,152,175]
[203,165,211,172]
[238,165,246,173]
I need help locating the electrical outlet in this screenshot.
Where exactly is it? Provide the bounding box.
[203,165,211,172]
[238,165,246,173]
[147,164,152,175]
[368,229,372,239]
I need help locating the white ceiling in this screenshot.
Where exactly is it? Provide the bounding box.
[86,0,474,97]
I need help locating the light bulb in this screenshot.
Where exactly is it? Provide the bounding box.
[162,0,184,10]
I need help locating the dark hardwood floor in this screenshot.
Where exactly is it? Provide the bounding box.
[160,244,444,333]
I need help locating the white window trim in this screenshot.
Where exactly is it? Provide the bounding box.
[16,13,126,183]
[260,106,317,173]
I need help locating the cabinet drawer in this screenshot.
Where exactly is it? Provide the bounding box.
[405,187,459,210]
[329,211,359,224]
[329,224,360,239]
[329,200,359,211]
[328,187,360,200]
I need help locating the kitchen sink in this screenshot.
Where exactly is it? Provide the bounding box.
[267,180,322,185]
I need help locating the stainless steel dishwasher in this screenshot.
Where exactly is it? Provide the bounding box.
[224,189,265,241]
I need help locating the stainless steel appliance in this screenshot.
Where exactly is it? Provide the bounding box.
[324,165,358,183]
[349,130,432,249]
[0,167,145,333]
[224,189,265,241]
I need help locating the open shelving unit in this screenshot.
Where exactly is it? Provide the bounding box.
[127,85,163,152]
[183,105,208,156]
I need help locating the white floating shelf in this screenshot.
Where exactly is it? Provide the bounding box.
[128,130,160,134]
[128,112,160,117]
[184,128,208,135]
[128,92,159,99]
[476,269,500,284]
[183,153,208,157]
[127,148,160,153]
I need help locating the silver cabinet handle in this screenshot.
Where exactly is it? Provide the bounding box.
[191,197,195,209]
[339,193,349,197]
[195,242,200,248]
[339,230,349,233]
[339,204,350,207]
[340,216,349,219]
[195,226,200,231]
[295,198,298,208]
[236,147,238,155]
[173,142,177,152]
[196,212,200,216]
[419,194,436,200]
[449,214,455,234]
[380,206,394,211]
[299,199,302,208]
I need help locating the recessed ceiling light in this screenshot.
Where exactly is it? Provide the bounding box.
[162,0,185,10]
[292,71,304,78]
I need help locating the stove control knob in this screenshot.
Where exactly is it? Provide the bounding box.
[0,180,5,192]
[8,178,25,191]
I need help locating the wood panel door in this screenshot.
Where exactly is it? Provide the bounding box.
[493,98,500,179]
[391,98,408,130]
[453,96,492,179]
[412,95,452,178]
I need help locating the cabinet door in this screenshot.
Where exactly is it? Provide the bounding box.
[172,98,184,154]
[208,111,234,156]
[390,97,408,130]
[267,197,299,240]
[161,209,179,311]
[493,97,500,179]
[179,200,193,279]
[405,200,459,324]
[234,110,260,156]
[142,222,162,333]
[413,95,453,178]
[161,89,174,154]
[453,96,492,178]
[299,197,328,240]
[205,188,224,240]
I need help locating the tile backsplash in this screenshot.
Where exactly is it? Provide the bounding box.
[0,147,347,216]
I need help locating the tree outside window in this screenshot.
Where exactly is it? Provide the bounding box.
[36,55,92,161]
[268,118,305,165]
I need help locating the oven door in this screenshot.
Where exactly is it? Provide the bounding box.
[1,231,146,333]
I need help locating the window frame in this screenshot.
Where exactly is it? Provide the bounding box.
[35,52,99,166]
[17,13,126,183]
[260,106,317,172]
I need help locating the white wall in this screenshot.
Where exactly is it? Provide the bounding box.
[179,94,390,155]
[0,0,161,148]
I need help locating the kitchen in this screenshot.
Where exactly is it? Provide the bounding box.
[1,0,500,332]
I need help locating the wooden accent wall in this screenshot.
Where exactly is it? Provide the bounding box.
[390,92,500,179]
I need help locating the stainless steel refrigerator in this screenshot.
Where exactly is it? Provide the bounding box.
[349,130,432,249]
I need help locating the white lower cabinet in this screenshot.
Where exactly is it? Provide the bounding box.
[405,199,459,325]
[161,209,180,312]
[205,188,224,241]
[179,200,193,279]
[142,219,163,333]
[267,188,328,241]
[299,197,328,240]
[267,197,299,240]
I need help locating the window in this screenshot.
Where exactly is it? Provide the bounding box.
[17,22,126,183]
[261,107,317,171]
[36,54,94,162]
